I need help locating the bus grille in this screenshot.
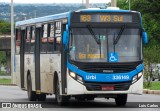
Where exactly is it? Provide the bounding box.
[84,82,131,91]
[70,61,142,73]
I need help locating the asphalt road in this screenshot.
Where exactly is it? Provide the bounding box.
[0,85,160,111]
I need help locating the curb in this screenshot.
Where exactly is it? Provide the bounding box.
[0,84,16,86]
[143,89,160,95]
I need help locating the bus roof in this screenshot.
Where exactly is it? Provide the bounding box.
[16,9,138,27]
[76,8,131,13]
[16,12,70,27]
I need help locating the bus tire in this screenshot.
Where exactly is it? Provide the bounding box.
[37,93,46,101]
[27,75,37,101]
[86,95,95,101]
[115,94,127,106]
[75,96,86,102]
[55,78,70,106]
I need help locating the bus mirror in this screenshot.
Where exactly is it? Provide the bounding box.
[63,31,68,50]
[142,31,148,44]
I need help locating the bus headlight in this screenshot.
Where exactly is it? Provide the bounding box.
[132,72,143,84]
[138,72,143,79]
[69,72,83,84]
[70,72,76,78]
[77,75,83,84]
[132,75,137,83]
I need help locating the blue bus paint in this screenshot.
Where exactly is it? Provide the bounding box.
[142,31,148,44]
[63,31,68,49]
[67,12,71,27]
[67,62,144,83]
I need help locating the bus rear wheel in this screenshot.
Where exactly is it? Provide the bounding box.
[55,78,70,106]
[27,75,37,101]
[115,94,127,106]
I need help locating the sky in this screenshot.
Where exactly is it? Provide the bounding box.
[0,0,110,4]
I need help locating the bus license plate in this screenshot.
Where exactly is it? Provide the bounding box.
[101,86,114,91]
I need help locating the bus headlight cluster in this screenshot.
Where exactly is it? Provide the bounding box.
[132,72,143,84]
[69,72,83,84]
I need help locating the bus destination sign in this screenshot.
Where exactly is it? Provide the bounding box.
[79,14,132,23]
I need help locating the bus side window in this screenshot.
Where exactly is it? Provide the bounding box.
[16,29,21,54]
[25,27,31,53]
[55,21,61,52]
[41,24,48,53]
[30,26,35,53]
[47,23,54,53]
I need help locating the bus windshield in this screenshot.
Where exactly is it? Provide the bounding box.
[69,27,141,63]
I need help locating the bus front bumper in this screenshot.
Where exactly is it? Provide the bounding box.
[66,74,143,95]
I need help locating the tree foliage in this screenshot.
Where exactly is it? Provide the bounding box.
[132,0,160,64]
[118,0,160,64]
[117,0,160,84]
[117,0,129,10]
[0,20,11,34]
[0,51,6,65]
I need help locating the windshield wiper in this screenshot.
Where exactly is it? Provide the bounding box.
[99,33,102,58]
[87,25,100,44]
[114,25,126,44]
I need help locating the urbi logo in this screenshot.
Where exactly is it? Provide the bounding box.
[86,75,96,80]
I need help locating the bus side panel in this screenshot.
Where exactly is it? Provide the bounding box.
[39,54,61,94]
[40,54,53,93]
[15,55,21,88]
[24,54,28,90]
[53,54,61,94]
[24,54,36,91]
[23,54,36,91]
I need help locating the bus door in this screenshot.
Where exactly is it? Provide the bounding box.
[35,26,41,93]
[20,29,25,89]
[61,23,68,94]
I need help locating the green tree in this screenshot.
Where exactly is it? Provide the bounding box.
[132,0,160,85]
[0,51,6,65]
[131,0,160,64]
[118,0,160,62]
[117,0,160,84]
[117,0,129,10]
[0,20,11,34]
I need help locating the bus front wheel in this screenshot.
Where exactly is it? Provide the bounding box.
[27,75,37,101]
[115,94,127,106]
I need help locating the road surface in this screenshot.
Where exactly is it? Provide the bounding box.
[0,85,159,111]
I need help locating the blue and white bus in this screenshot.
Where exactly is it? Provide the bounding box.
[14,8,148,106]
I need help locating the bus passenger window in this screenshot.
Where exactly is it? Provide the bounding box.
[50,23,54,37]
[48,23,54,53]
[30,26,35,53]
[16,29,21,54]
[56,37,61,51]
[25,27,31,53]
[41,24,48,53]
[55,21,61,52]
